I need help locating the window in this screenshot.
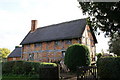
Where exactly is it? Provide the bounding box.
[26,44,30,52]
[78,39,81,43]
[65,40,72,44]
[13,58,16,61]
[26,44,30,48]
[85,38,87,45]
[62,51,66,58]
[47,42,51,49]
[35,43,42,47]
[55,41,60,46]
[29,53,34,60]
[87,30,91,32]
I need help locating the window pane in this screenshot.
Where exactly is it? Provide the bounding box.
[55,41,60,46]
[35,43,42,47]
[29,53,34,61]
[65,40,71,44]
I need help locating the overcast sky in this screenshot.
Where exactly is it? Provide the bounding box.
[0,0,109,53]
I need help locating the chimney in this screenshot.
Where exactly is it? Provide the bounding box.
[31,20,37,32]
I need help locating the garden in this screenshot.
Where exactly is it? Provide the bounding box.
[2,44,120,80]
[2,61,59,80]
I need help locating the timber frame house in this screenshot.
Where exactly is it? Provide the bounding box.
[20,18,97,62]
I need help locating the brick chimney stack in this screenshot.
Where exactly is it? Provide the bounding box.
[31,20,37,32]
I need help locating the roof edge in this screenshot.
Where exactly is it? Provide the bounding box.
[34,18,87,30]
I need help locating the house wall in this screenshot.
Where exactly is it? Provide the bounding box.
[82,25,96,61]
[22,39,81,62]
[22,26,96,62]
[7,57,21,61]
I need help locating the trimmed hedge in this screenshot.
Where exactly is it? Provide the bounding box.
[2,61,58,79]
[2,74,39,80]
[97,57,120,80]
[64,44,90,72]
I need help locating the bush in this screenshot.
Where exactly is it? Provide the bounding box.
[64,44,90,72]
[96,53,103,59]
[97,57,120,80]
[2,74,39,80]
[2,60,57,78]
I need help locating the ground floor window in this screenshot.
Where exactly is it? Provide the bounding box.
[13,58,16,61]
[29,53,34,60]
[62,51,66,58]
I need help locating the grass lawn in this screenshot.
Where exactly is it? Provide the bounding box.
[2,74,39,80]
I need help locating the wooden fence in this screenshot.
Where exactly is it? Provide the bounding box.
[76,66,98,80]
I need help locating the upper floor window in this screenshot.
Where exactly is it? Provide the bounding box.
[85,38,87,45]
[47,42,51,46]
[46,42,51,49]
[35,43,42,47]
[87,30,91,32]
[55,41,60,46]
[65,40,72,44]
[26,44,30,48]
[78,39,81,43]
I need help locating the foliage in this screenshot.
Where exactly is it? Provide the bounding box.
[108,34,120,56]
[97,57,120,79]
[2,74,39,80]
[64,44,90,72]
[0,48,10,58]
[78,2,120,37]
[2,61,57,76]
[40,62,57,67]
[96,53,103,59]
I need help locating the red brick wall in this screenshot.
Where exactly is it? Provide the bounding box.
[22,38,81,62]
[48,41,54,50]
[72,39,79,44]
[7,58,13,61]
[7,57,21,61]
[55,40,62,50]
[42,42,47,50]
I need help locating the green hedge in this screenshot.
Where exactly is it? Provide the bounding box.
[64,44,90,72]
[96,53,103,59]
[2,61,58,79]
[97,57,120,80]
[2,74,39,80]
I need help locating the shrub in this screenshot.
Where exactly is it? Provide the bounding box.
[2,74,39,80]
[2,61,57,76]
[64,44,90,72]
[96,53,103,59]
[40,62,57,67]
[97,57,120,80]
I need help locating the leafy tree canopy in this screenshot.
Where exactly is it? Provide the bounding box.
[0,48,11,58]
[78,2,120,37]
[108,34,120,56]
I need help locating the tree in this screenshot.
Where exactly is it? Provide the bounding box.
[108,34,120,56]
[64,44,90,72]
[78,2,120,37]
[0,48,11,58]
[96,53,103,59]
